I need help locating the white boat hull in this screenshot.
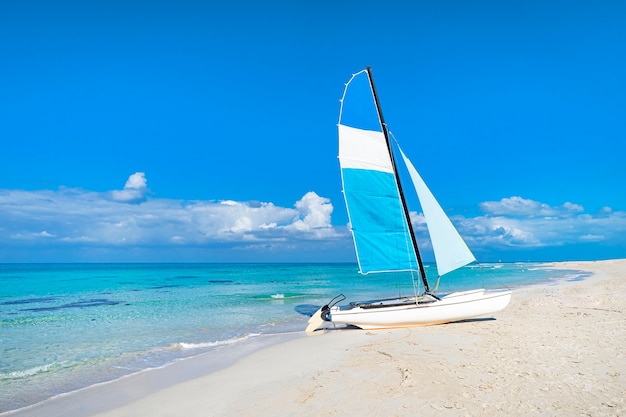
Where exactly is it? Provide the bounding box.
[327,289,511,330]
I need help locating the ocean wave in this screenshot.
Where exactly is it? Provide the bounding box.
[264,293,307,300]
[470,263,504,269]
[563,272,592,282]
[245,293,308,302]
[0,361,73,380]
[172,333,261,350]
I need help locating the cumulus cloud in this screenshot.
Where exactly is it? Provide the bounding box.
[386,195,625,255]
[562,202,584,212]
[455,197,626,250]
[111,172,148,203]
[288,192,334,236]
[0,174,343,255]
[186,191,338,243]
[480,196,545,216]
[0,173,624,261]
[479,196,584,218]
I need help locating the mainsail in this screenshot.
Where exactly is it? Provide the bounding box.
[338,70,418,274]
[338,68,475,281]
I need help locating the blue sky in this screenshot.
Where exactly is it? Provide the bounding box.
[1,0,625,263]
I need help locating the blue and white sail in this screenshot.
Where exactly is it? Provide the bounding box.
[338,68,475,280]
[338,70,418,274]
[305,67,510,333]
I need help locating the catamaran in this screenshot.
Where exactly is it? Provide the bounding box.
[306,67,511,332]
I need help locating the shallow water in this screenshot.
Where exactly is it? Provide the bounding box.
[0,262,588,413]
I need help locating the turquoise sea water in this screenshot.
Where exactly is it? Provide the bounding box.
[0,262,589,413]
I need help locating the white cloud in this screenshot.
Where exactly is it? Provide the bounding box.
[579,234,604,242]
[111,172,148,203]
[288,192,334,236]
[453,197,626,250]
[478,196,589,219]
[0,174,343,253]
[480,196,557,217]
[0,173,624,261]
[563,202,584,212]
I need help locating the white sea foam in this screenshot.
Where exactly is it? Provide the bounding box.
[271,293,285,299]
[174,333,261,350]
[0,361,70,380]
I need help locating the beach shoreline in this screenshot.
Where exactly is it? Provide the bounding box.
[2,330,305,417]
[6,259,625,417]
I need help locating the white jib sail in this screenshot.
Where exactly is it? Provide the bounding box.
[399,148,476,277]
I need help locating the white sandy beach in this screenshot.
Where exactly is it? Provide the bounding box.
[9,259,625,417]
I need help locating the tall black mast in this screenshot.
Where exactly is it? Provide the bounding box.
[365,66,430,293]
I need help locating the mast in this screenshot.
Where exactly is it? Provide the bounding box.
[365,66,430,293]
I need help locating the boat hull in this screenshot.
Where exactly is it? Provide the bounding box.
[328,289,511,330]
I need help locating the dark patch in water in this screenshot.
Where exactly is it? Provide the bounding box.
[208,280,234,284]
[1,297,57,306]
[295,304,322,317]
[150,285,180,290]
[21,299,121,312]
[173,275,198,280]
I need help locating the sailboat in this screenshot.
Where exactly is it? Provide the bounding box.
[306,67,511,332]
